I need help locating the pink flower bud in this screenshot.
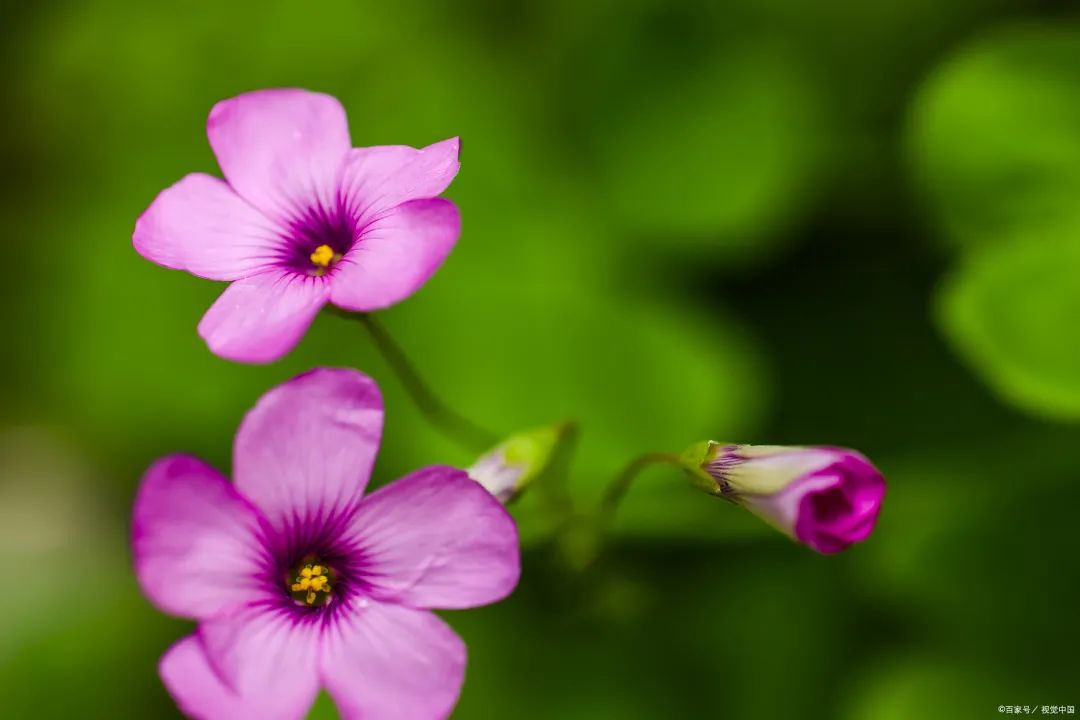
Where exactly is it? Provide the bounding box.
[684,442,886,554]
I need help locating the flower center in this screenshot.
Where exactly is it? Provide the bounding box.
[290,561,335,606]
[279,203,356,276]
[309,244,343,277]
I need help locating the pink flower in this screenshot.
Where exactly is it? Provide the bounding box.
[132,368,519,719]
[688,443,885,554]
[134,89,461,363]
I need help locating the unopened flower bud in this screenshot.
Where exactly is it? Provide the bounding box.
[682,442,886,554]
[468,423,569,504]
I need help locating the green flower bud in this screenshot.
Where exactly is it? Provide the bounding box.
[468,423,571,504]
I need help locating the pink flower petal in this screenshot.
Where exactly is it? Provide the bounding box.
[340,137,460,221]
[132,456,271,620]
[341,466,519,609]
[330,198,460,312]
[207,89,351,222]
[233,368,383,538]
[197,271,330,363]
[134,173,284,281]
[196,604,320,719]
[160,635,305,720]
[321,600,466,720]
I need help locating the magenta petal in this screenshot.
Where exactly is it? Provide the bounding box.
[330,198,461,312]
[793,453,886,554]
[133,173,283,281]
[341,466,519,609]
[207,89,351,221]
[196,604,320,720]
[233,368,383,537]
[132,456,270,620]
[197,271,330,363]
[321,600,466,720]
[340,137,460,221]
[840,505,881,542]
[160,635,303,720]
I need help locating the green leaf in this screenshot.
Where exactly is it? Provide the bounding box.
[936,232,1080,419]
[589,40,824,261]
[908,24,1080,250]
[842,658,1022,720]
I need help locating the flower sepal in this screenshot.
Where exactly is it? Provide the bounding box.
[677,440,732,497]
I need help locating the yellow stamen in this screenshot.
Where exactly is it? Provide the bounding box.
[310,244,335,268]
[292,563,332,605]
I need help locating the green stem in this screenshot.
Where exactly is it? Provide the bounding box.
[598,452,686,520]
[333,309,499,453]
[557,451,689,572]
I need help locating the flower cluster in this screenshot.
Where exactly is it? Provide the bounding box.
[132,88,886,720]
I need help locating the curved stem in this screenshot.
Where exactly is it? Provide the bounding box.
[333,309,500,453]
[598,452,685,520]
[556,451,689,572]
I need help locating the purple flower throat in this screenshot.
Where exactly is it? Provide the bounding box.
[280,201,359,277]
[264,513,370,619]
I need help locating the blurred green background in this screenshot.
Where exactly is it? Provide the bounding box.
[2,0,1079,717]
